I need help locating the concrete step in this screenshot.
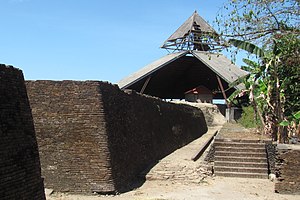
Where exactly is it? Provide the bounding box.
[215,171,268,179]
[214,142,265,148]
[215,156,267,163]
[214,151,266,158]
[215,146,266,153]
[214,166,268,174]
[213,137,269,179]
[214,161,268,168]
[215,138,270,144]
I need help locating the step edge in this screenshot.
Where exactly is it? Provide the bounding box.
[215,155,267,158]
[214,142,266,146]
[214,161,268,165]
[214,171,269,176]
[215,139,271,143]
[214,147,266,150]
[215,151,266,154]
[214,166,268,170]
[214,156,267,161]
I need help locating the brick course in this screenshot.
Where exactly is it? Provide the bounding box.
[0,64,45,200]
[26,81,207,194]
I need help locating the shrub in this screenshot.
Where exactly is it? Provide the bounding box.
[238,106,262,128]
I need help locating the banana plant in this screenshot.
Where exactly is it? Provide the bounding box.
[228,38,286,141]
[228,39,267,131]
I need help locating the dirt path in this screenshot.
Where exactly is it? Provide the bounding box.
[47,176,298,200]
[46,125,299,200]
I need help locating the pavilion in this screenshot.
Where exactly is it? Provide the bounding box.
[118,11,247,103]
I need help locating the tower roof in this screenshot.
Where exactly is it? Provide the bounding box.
[161,11,221,52]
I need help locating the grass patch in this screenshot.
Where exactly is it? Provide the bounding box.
[238,106,262,128]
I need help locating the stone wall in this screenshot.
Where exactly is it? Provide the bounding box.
[0,65,45,199]
[26,81,208,194]
[275,149,300,194]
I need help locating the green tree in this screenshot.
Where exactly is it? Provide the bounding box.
[228,34,299,142]
[217,0,300,143]
[217,0,300,45]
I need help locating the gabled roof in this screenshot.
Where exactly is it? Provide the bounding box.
[166,11,216,42]
[118,51,247,99]
[118,51,188,89]
[191,51,247,90]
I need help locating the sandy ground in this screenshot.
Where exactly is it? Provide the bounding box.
[47,176,298,200]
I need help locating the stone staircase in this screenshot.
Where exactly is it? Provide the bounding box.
[214,139,269,179]
[142,127,221,184]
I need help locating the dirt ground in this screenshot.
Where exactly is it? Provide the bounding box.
[46,124,299,200]
[47,176,299,200]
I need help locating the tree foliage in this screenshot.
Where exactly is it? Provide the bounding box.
[228,35,299,142]
[217,0,300,45]
[217,0,300,143]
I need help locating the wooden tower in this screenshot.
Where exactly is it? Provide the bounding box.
[161,11,222,52]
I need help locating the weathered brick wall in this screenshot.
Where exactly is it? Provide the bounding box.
[26,81,207,194]
[26,81,115,193]
[275,150,300,194]
[100,85,208,192]
[0,65,45,200]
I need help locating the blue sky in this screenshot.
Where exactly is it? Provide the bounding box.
[0,0,232,83]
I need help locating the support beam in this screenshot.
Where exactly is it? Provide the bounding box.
[140,76,151,94]
[216,75,229,108]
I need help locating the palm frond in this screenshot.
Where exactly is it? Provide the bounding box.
[229,74,250,88]
[229,39,265,58]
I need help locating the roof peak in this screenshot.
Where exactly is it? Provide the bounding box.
[161,11,221,52]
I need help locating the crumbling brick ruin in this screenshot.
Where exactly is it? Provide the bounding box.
[275,150,300,194]
[0,65,45,200]
[26,80,208,194]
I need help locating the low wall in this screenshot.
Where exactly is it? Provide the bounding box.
[26,81,208,194]
[0,65,45,199]
[170,101,226,127]
[275,149,300,194]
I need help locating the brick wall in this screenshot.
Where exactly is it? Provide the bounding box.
[26,81,207,194]
[275,150,300,194]
[26,81,115,193]
[0,65,45,200]
[100,84,208,192]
